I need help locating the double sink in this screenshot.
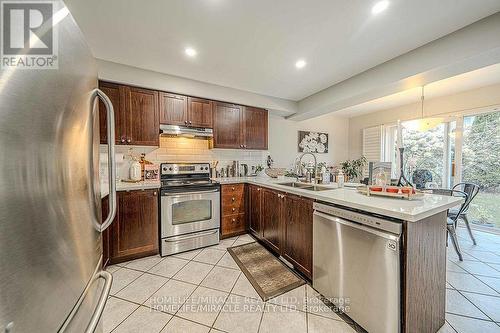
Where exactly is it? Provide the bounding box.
[277,182,333,191]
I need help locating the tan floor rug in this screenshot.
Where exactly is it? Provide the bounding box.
[227,241,305,301]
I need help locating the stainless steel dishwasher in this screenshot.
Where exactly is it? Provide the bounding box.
[313,202,402,333]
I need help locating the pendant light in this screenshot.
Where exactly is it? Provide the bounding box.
[404,86,444,132]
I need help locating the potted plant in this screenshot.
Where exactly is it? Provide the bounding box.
[340,156,367,182]
[255,164,264,176]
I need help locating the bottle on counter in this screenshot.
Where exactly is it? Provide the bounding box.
[337,169,344,188]
[129,157,141,181]
[322,168,331,184]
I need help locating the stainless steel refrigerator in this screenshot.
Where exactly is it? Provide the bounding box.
[0,1,117,332]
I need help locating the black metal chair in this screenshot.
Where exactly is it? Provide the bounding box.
[449,182,480,245]
[431,189,469,261]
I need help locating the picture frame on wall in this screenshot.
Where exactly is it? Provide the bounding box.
[298,131,329,153]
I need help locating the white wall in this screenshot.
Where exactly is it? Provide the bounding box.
[268,113,349,169]
[348,83,500,159]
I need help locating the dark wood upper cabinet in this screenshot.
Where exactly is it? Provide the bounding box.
[261,188,282,253]
[213,102,268,150]
[188,97,213,128]
[98,81,123,144]
[99,81,159,146]
[125,87,159,146]
[159,92,188,126]
[98,80,267,148]
[242,106,268,150]
[282,194,313,279]
[110,189,159,263]
[213,102,243,148]
[248,184,262,238]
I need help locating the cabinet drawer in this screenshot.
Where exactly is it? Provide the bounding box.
[222,194,245,215]
[221,184,245,196]
[221,184,245,215]
[221,214,246,236]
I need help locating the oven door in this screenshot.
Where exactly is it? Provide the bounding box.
[161,189,220,238]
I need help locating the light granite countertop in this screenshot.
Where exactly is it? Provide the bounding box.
[212,176,463,222]
[100,180,161,198]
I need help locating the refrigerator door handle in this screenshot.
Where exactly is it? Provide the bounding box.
[93,89,117,232]
[59,269,113,333]
[84,271,113,333]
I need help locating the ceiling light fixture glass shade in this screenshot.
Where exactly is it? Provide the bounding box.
[295,59,307,69]
[372,0,389,15]
[403,86,444,132]
[185,47,197,57]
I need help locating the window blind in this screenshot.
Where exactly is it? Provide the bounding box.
[362,125,383,177]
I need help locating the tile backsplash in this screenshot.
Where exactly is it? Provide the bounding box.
[100,136,267,180]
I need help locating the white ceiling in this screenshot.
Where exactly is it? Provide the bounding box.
[334,63,500,117]
[67,0,500,101]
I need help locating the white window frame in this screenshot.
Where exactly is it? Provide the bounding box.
[379,104,500,187]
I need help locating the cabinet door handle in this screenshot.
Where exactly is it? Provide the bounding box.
[231,186,235,191]
[153,192,157,196]
[257,188,261,191]
[189,121,192,125]
[184,120,188,125]
[232,218,236,223]
[232,207,236,212]
[120,137,126,143]
[231,197,235,201]
[126,138,131,143]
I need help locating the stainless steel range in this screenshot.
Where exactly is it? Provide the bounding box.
[160,163,221,256]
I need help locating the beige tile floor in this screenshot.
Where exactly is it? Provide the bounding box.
[103,229,500,333]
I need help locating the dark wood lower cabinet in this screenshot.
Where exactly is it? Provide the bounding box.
[247,185,262,238]
[282,194,313,278]
[101,195,111,268]
[261,188,283,253]
[103,189,159,266]
[246,186,313,279]
[221,184,247,238]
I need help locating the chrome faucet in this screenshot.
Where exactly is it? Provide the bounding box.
[298,152,317,183]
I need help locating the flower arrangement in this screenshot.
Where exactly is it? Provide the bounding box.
[298,131,328,153]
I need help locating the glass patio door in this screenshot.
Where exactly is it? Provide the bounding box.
[460,111,500,230]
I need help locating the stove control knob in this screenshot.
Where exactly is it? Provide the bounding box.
[169,167,173,171]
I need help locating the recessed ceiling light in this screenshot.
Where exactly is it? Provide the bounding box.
[295,59,307,69]
[372,0,389,15]
[185,47,197,57]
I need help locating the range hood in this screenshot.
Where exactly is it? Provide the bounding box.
[160,124,213,138]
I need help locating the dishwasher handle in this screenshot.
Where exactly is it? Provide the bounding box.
[313,211,400,241]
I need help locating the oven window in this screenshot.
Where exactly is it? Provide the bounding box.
[172,200,212,225]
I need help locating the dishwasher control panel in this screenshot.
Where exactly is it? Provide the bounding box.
[313,202,402,235]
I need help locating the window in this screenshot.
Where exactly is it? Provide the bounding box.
[375,108,500,231]
[382,124,398,178]
[362,125,383,177]
[461,111,500,229]
[401,120,456,188]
